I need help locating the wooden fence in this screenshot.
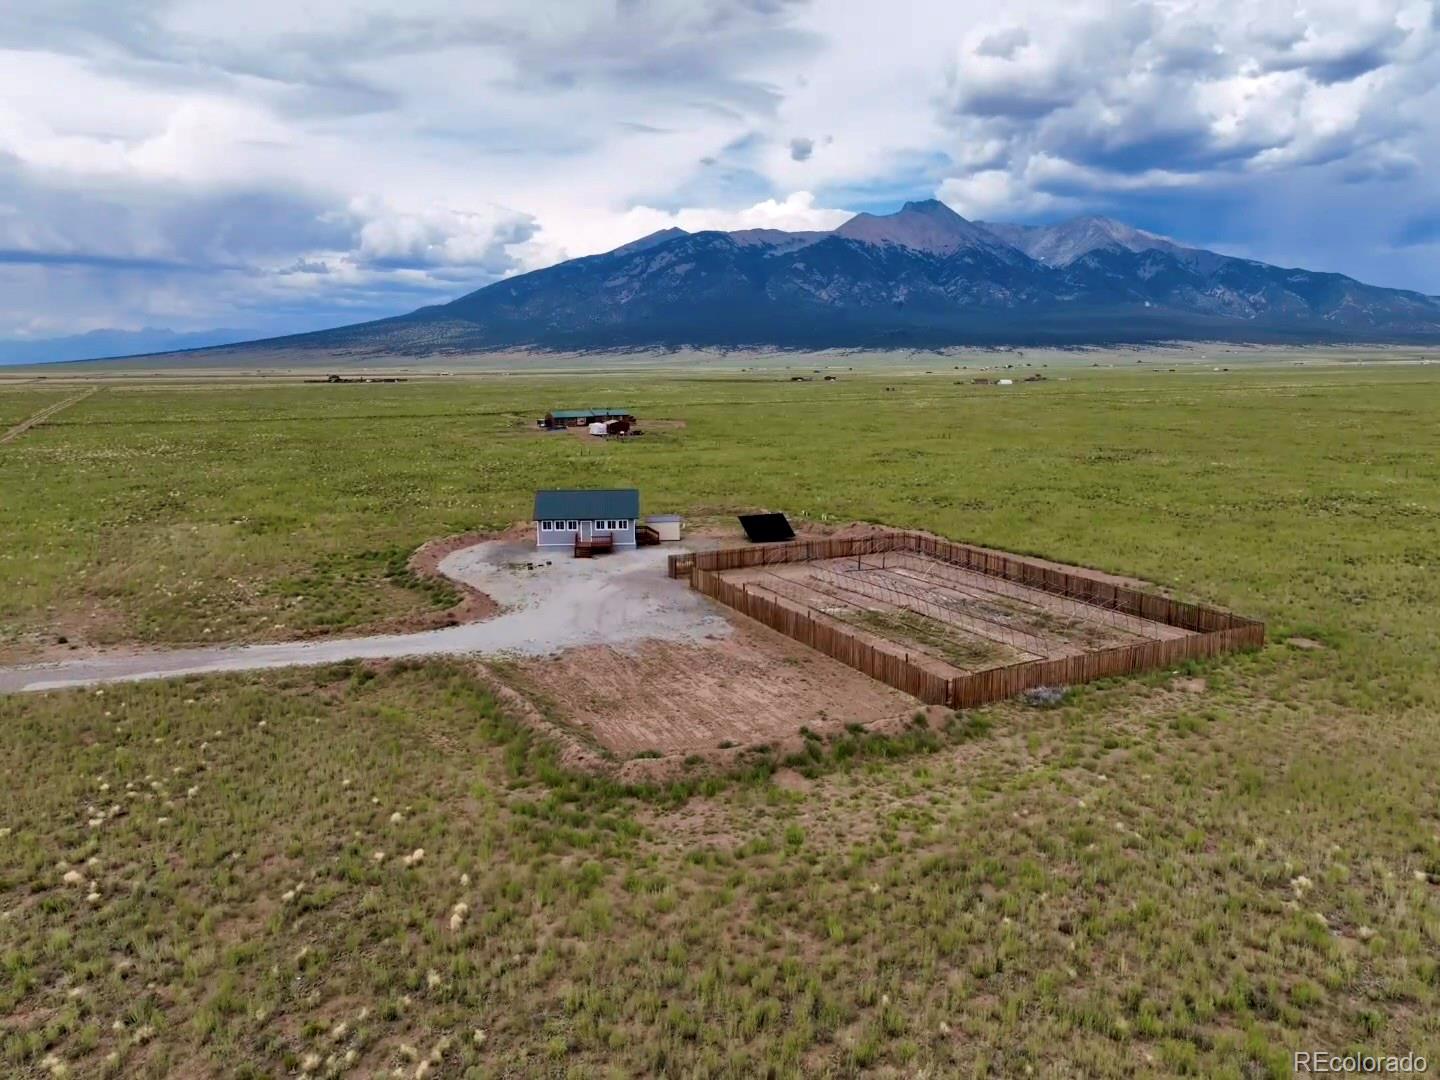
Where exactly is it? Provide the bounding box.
[671,531,1264,709]
[668,533,902,579]
[691,569,953,704]
[890,533,1251,635]
[948,623,1264,709]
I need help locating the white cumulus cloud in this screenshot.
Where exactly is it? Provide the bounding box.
[1,0,1440,340]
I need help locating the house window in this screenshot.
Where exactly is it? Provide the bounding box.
[539,521,551,532]
[567,520,578,530]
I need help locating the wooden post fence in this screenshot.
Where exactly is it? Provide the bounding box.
[672,531,1263,709]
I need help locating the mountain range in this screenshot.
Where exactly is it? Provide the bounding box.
[0,327,260,366]
[30,201,1440,362]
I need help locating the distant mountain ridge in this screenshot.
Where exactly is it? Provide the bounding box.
[979,216,1187,265]
[45,201,1440,362]
[0,327,259,366]
[836,199,1024,259]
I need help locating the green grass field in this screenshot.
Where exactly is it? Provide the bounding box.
[0,389,79,432]
[2,365,1439,1075]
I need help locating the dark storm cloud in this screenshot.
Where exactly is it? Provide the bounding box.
[1045,117,1275,175]
[0,2,830,339]
[0,249,209,271]
[4,2,818,124]
[0,158,353,272]
[1264,42,1400,84]
[1257,15,1407,85]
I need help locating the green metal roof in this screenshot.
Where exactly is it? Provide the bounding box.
[547,407,633,419]
[533,488,640,521]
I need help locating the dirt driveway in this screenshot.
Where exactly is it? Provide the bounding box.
[0,542,731,693]
[0,539,924,761]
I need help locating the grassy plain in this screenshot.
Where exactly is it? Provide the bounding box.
[2,363,1440,1075]
[0,389,77,432]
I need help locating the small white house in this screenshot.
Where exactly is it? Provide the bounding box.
[533,489,640,553]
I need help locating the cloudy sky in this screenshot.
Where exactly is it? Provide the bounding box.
[3,0,1439,342]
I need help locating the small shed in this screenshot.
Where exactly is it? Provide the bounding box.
[646,515,683,542]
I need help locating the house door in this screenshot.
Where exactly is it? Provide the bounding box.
[579,521,592,541]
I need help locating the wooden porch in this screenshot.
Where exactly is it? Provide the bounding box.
[574,535,616,558]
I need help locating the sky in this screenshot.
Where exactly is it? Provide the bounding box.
[2,0,1439,344]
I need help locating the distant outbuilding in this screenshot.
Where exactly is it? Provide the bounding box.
[538,408,635,430]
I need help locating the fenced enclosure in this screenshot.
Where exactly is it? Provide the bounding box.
[669,532,1263,709]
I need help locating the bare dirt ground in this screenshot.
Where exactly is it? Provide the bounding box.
[507,620,916,756]
[722,550,1188,677]
[401,529,505,626]
[0,600,129,666]
[0,534,930,768]
[0,523,1184,770]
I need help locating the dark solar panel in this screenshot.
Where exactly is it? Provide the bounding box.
[738,513,795,543]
